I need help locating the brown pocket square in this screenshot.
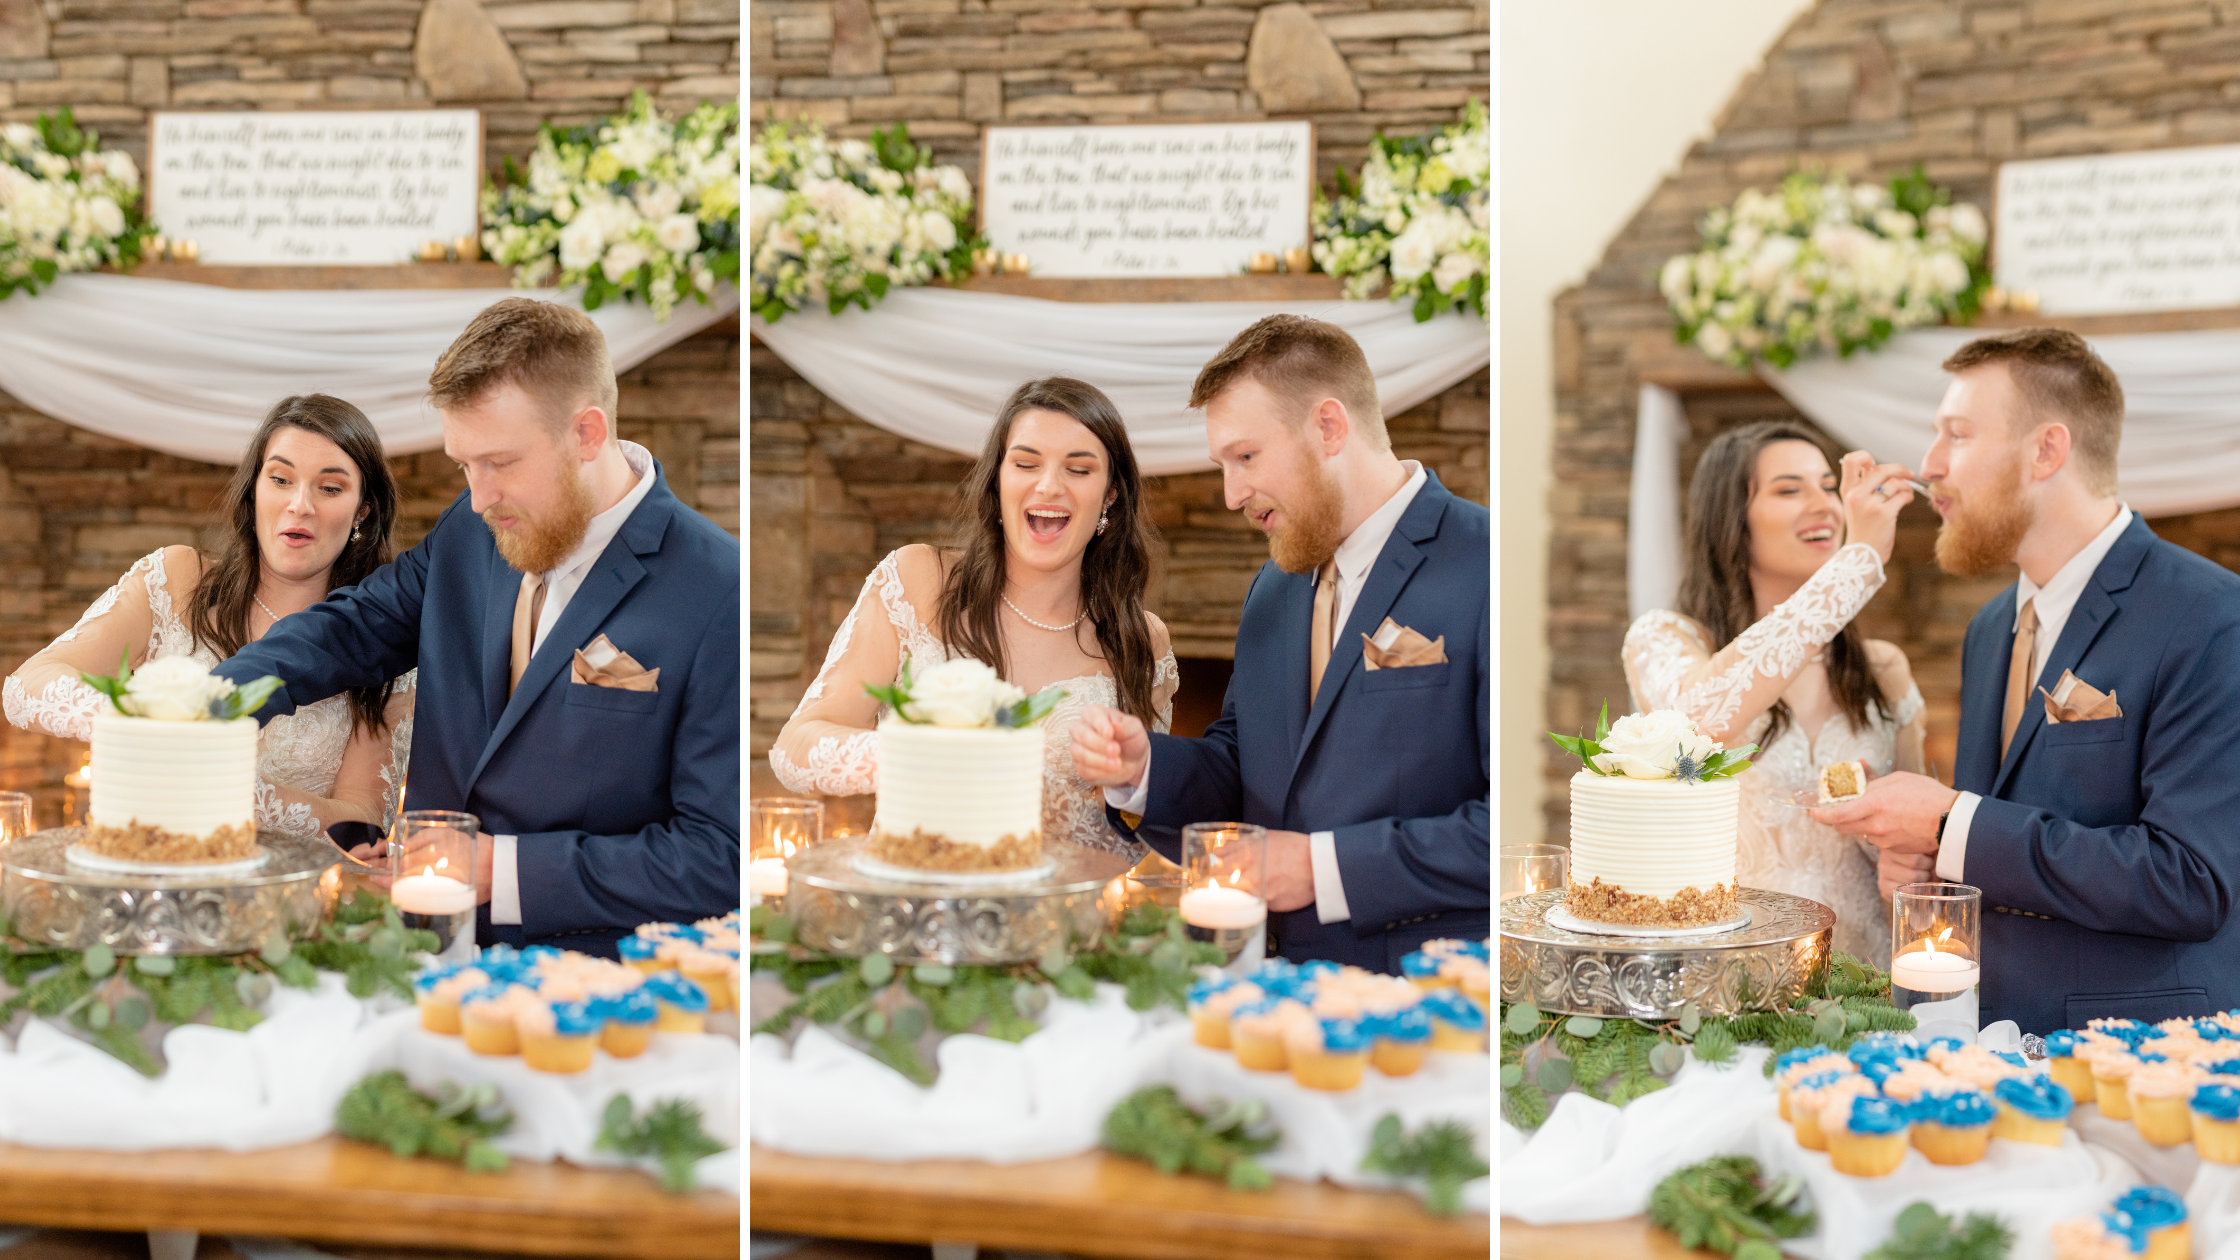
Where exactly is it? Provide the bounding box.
[1361,617,1447,670]
[2039,669,2119,723]
[571,634,660,691]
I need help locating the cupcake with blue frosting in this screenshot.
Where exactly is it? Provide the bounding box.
[643,971,710,1034]
[2193,1082,2240,1164]
[1992,1075,2073,1145]
[598,989,659,1058]
[1367,1005,1432,1078]
[1288,1016,1372,1090]
[1419,989,1484,1053]
[1909,1087,1994,1165]
[2043,1030,2098,1100]
[2106,1186,2188,1260]
[1773,1046,1851,1121]
[1826,1094,1910,1177]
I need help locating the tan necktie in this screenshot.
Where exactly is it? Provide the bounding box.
[1309,558,1338,704]
[509,571,547,696]
[2001,597,2037,758]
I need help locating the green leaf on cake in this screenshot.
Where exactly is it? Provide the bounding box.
[77,648,133,715]
[997,684,1067,729]
[1548,699,1620,774]
[216,675,284,721]
[862,660,915,715]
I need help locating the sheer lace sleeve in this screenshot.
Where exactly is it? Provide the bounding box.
[3,547,173,741]
[1147,614,1178,735]
[1867,641,1928,778]
[1622,542,1887,745]
[253,676,416,839]
[770,547,935,797]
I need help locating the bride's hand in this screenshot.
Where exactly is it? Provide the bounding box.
[1840,450,1915,564]
[1072,704,1149,790]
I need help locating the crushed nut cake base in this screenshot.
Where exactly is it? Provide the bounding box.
[870,827,1044,873]
[82,819,256,865]
[1565,877,1736,928]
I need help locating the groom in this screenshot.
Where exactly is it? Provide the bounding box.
[1817,328,2240,1034]
[1072,315,1490,973]
[212,299,741,954]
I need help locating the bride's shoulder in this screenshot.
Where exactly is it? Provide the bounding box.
[882,544,952,596]
[1863,638,1916,692]
[1143,609,1173,658]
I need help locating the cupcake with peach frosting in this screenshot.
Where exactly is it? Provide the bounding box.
[2080,1044,2144,1120]
[415,966,490,1034]
[461,985,544,1056]
[1790,1073,1878,1152]
[1231,998,1314,1071]
[1775,1051,1853,1121]
[2049,1216,2138,1260]
[2127,1060,2206,1146]
[1879,1061,1955,1104]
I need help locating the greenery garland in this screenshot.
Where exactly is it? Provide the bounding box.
[335,1072,512,1173]
[1647,1155,1814,1260]
[1500,952,1913,1129]
[1359,1115,1487,1216]
[595,1094,728,1193]
[751,901,1224,1085]
[1865,1202,2014,1260]
[0,888,433,1075]
[1101,1086,1280,1191]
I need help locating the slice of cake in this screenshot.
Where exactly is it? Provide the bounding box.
[1549,707,1749,928]
[865,657,1064,875]
[75,655,282,866]
[1817,759,1870,805]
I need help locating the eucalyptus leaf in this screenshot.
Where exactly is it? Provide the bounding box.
[86,1002,110,1030]
[912,964,954,987]
[1500,1062,1523,1089]
[862,1010,887,1038]
[859,953,894,987]
[82,945,113,978]
[1504,1002,1540,1036]
[133,954,175,977]
[891,1005,927,1040]
[1679,1002,1701,1036]
[1537,1055,1572,1094]
[114,996,149,1031]
[1563,1016,1602,1039]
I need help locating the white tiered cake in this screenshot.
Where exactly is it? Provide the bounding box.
[864,657,1056,877]
[77,656,270,867]
[1551,707,1748,928]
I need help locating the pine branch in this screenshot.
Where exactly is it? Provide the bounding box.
[1360,1115,1488,1215]
[1863,1202,2015,1260]
[335,1071,511,1173]
[596,1095,728,1193]
[1647,1156,1813,1259]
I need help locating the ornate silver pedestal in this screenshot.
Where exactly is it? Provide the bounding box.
[1499,887,1835,1019]
[0,827,343,955]
[785,835,1134,964]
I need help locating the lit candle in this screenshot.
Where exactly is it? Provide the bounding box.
[751,857,788,899]
[1180,881,1267,930]
[390,863,475,916]
[1891,934,1980,994]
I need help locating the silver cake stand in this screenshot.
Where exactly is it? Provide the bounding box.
[0,826,343,955]
[1500,887,1835,1019]
[785,835,1134,965]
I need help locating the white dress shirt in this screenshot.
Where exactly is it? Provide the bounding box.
[1107,461,1427,925]
[1936,503,2133,883]
[491,441,658,927]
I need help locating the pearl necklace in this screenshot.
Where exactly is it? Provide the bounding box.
[1001,593,1084,632]
[252,593,283,626]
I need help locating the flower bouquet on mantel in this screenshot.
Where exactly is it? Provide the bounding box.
[0,108,158,301]
[480,90,741,320]
[1661,165,1990,371]
[1311,98,1488,323]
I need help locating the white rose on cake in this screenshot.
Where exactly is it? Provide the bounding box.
[901,658,1025,728]
[121,656,236,721]
[1590,709,1700,779]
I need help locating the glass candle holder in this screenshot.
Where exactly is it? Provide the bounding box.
[1179,822,1268,966]
[1500,844,1570,900]
[389,810,482,962]
[1891,882,1982,1042]
[0,792,31,845]
[750,796,821,904]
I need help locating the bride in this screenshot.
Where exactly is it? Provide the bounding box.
[4,394,415,840]
[772,376,1178,858]
[1623,421,1922,961]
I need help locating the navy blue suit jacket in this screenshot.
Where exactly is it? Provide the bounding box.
[1958,514,2240,1034]
[211,464,741,956]
[1113,471,1490,973]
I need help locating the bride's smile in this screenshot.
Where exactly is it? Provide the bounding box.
[1001,407,1115,579]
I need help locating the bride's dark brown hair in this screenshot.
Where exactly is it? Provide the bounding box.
[185,394,402,736]
[935,378,1162,723]
[1675,419,1885,745]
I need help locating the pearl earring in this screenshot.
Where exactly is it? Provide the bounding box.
[351,527,362,542]
[1096,508,1109,536]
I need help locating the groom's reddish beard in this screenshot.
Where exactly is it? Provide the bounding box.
[1933,444,2036,578]
[485,462,596,574]
[1253,437,1347,575]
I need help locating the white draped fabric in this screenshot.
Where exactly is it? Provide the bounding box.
[1629,328,2240,617]
[749,288,1492,476]
[0,275,739,466]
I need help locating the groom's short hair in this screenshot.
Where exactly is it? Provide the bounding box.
[428,298,619,434]
[1942,328,2123,494]
[1191,315,1387,451]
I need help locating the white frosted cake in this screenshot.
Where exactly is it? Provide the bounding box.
[76,656,275,866]
[871,718,1045,872]
[1550,707,1747,927]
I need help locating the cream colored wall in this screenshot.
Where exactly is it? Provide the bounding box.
[1497,0,1810,841]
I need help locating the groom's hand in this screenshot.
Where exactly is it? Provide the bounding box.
[1071,704,1149,789]
[1812,771,1957,856]
[1880,848,1936,900]
[1264,830,1316,912]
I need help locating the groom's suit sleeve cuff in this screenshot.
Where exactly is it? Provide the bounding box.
[491,834,522,925]
[1309,831,1349,924]
[1934,792,1981,883]
[1102,754,1151,821]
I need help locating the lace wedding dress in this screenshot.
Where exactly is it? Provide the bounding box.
[1622,543,1924,962]
[771,546,1179,858]
[3,547,415,840]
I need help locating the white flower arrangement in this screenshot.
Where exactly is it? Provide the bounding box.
[1548,704,1755,783]
[865,658,1062,729]
[79,652,282,722]
[1662,167,1990,370]
[0,109,156,301]
[480,91,740,321]
[748,121,984,322]
[1311,99,1487,322]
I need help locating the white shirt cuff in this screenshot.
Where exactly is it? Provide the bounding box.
[1309,830,1349,924]
[1103,753,1151,817]
[491,834,522,925]
[1935,793,1980,883]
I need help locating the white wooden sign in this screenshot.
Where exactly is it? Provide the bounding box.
[1996,143,2240,314]
[979,122,1314,278]
[148,110,482,265]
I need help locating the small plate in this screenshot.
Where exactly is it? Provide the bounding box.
[1546,903,1753,938]
[63,844,272,878]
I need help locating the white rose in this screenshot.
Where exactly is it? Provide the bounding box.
[1430,249,1477,295]
[0,124,33,152]
[919,210,957,254]
[655,212,700,254]
[103,150,137,187]
[902,658,1024,728]
[748,184,787,245]
[1926,250,1969,295]
[87,195,123,239]
[938,166,973,202]
[1949,203,1987,244]
[1695,322,1735,361]
[637,184,683,222]
[33,152,67,180]
[1589,710,1694,780]
[1388,220,1439,283]
[601,240,648,283]
[122,656,235,722]
[558,216,604,271]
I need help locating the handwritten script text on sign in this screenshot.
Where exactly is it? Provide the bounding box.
[981,122,1312,278]
[150,111,479,265]
[1997,143,2240,314]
